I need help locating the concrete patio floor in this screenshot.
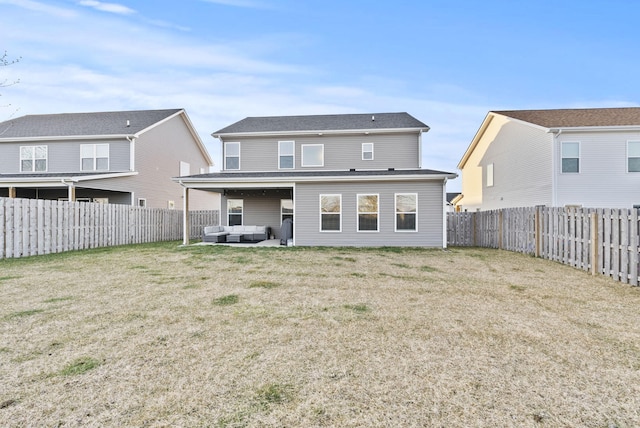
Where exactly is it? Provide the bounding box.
[192,238,284,248]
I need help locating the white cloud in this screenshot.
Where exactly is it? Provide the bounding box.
[0,0,77,18]
[0,0,489,186]
[77,0,136,15]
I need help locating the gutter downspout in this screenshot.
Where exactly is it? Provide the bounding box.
[418,131,423,169]
[442,178,448,249]
[550,129,562,207]
[126,136,136,172]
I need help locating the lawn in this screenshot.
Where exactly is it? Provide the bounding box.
[1,243,639,427]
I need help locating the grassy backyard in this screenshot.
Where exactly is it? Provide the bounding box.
[1,242,639,427]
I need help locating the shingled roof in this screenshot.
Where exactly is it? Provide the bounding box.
[213,112,429,135]
[495,107,640,128]
[0,109,183,139]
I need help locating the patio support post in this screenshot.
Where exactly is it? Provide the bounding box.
[8,187,16,198]
[182,186,190,245]
[68,184,75,201]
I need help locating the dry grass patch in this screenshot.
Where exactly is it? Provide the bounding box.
[0,242,639,427]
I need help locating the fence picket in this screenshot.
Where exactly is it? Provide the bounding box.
[448,206,640,287]
[0,197,218,260]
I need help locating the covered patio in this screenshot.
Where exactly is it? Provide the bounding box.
[176,173,296,246]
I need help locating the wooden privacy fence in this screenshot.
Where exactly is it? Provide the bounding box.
[447,206,640,286]
[0,197,218,259]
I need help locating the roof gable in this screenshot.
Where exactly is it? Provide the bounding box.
[495,107,640,128]
[213,112,429,135]
[0,109,183,139]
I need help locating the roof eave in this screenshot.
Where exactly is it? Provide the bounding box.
[547,125,640,133]
[0,134,135,143]
[458,113,495,169]
[212,127,429,139]
[173,171,457,188]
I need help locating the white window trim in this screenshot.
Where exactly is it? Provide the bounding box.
[395,193,418,232]
[278,141,295,170]
[20,145,48,172]
[224,142,241,171]
[627,141,640,173]
[561,141,580,174]
[227,199,243,226]
[357,193,379,232]
[319,194,341,232]
[362,143,374,161]
[486,163,494,187]
[80,143,109,171]
[302,144,324,167]
[179,161,190,176]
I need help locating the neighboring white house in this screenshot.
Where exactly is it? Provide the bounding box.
[0,109,218,210]
[456,107,640,211]
[175,112,457,247]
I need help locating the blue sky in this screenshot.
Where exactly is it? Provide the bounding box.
[2,0,639,191]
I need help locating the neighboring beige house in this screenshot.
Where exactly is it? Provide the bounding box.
[0,109,218,210]
[175,112,457,247]
[457,107,640,211]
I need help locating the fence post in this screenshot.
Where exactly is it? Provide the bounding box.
[535,207,541,257]
[498,210,503,250]
[472,212,477,247]
[590,211,598,276]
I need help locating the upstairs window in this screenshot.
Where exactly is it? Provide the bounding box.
[395,193,417,231]
[486,163,494,187]
[362,143,374,160]
[224,142,240,170]
[302,144,324,167]
[179,161,190,176]
[20,145,48,172]
[561,142,579,173]
[81,144,109,171]
[628,141,640,172]
[227,199,243,226]
[320,194,341,231]
[357,194,379,232]
[279,141,295,169]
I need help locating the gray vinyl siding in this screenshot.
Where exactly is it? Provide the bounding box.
[223,132,420,172]
[220,191,289,239]
[0,139,130,173]
[102,115,216,209]
[472,119,553,210]
[555,131,640,208]
[295,180,445,247]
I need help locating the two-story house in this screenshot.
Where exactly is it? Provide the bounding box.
[457,107,640,211]
[175,112,457,247]
[0,109,217,209]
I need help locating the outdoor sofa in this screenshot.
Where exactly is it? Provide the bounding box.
[202,225,270,243]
